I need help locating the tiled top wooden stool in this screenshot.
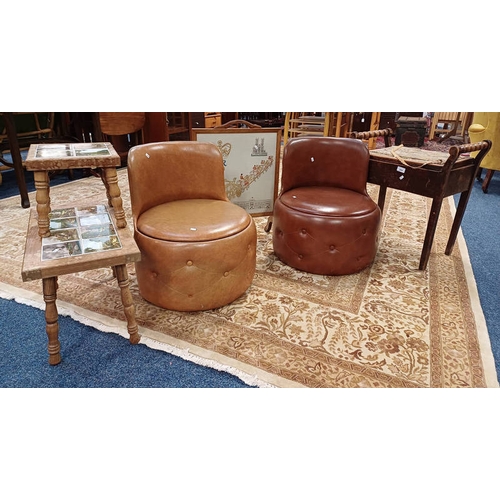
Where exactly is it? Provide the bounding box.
[21,202,141,365]
[25,142,127,238]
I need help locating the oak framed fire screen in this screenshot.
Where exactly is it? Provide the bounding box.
[191,126,281,217]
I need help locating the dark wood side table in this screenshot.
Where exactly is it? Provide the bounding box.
[352,129,491,270]
[21,203,141,365]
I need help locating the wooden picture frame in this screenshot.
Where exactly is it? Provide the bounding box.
[191,125,281,217]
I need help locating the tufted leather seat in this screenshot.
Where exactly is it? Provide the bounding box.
[272,136,380,275]
[128,141,257,311]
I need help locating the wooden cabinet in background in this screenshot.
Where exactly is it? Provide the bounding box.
[190,113,284,129]
[238,112,285,127]
[204,113,222,128]
[166,112,191,140]
[191,112,237,129]
[379,113,397,132]
[142,112,167,143]
[143,112,191,143]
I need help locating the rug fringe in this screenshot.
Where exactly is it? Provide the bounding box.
[140,336,275,388]
[0,282,275,388]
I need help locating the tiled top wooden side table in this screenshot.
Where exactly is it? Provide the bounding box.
[25,142,127,237]
[21,202,141,365]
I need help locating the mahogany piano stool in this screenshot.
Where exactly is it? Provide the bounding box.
[352,129,491,271]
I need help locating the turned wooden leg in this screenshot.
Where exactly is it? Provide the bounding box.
[42,276,61,365]
[377,185,388,214]
[101,167,127,229]
[34,171,51,237]
[99,168,113,207]
[113,264,140,344]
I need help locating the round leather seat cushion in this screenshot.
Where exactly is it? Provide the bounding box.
[137,199,252,242]
[279,186,377,217]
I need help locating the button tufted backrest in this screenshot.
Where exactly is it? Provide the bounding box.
[127,141,229,225]
[280,136,370,196]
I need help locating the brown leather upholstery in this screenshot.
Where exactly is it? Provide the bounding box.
[128,141,257,311]
[272,136,380,275]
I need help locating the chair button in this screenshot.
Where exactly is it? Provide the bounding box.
[224,271,229,277]
[187,260,193,266]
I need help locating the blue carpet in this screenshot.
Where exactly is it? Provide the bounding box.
[454,171,500,376]
[0,296,251,388]
[1,164,499,387]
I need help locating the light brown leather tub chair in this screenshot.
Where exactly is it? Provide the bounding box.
[272,136,381,275]
[127,141,257,311]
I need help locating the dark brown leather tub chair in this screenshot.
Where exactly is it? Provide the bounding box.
[272,136,380,275]
[127,141,257,311]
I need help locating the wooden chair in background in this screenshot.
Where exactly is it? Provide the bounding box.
[0,112,30,207]
[429,112,473,143]
[0,112,56,188]
[0,112,79,207]
[98,112,146,165]
[283,112,382,149]
[283,113,333,145]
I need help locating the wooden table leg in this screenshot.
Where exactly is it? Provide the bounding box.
[42,276,61,365]
[481,169,495,193]
[445,190,471,256]
[264,216,273,233]
[101,167,127,229]
[419,197,444,271]
[377,185,388,214]
[34,170,51,237]
[100,168,113,207]
[113,264,140,344]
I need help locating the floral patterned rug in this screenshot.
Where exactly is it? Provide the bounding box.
[0,169,498,387]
